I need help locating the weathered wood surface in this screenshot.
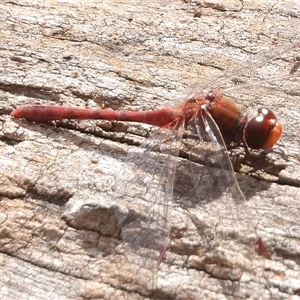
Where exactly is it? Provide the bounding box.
[0,0,300,299]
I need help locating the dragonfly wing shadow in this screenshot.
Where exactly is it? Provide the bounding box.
[113,123,184,272]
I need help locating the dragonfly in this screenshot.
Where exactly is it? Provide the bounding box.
[11,41,299,279]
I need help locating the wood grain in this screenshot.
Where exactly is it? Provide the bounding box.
[0,1,299,299]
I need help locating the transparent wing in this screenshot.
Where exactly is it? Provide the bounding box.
[113,120,184,271]
[180,107,262,275]
[171,41,300,108]
[199,41,300,93]
[185,107,245,203]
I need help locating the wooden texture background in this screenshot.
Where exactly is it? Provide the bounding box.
[0,1,300,299]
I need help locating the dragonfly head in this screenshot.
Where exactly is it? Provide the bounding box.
[244,108,283,149]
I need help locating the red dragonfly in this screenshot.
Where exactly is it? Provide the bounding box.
[11,41,299,275]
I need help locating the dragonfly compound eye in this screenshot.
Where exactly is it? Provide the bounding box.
[244,108,283,149]
[257,107,277,120]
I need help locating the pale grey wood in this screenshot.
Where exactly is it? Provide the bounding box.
[0,0,299,299]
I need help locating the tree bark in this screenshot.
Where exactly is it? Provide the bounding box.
[0,1,300,299]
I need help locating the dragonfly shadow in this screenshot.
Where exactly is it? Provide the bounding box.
[169,159,272,289]
[173,156,274,209]
[230,147,287,177]
[171,155,275,251]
